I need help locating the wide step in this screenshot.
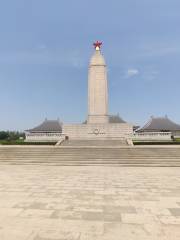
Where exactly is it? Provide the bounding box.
[61,140,128,146]
[0,146,180,166]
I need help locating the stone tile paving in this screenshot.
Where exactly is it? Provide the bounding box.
[0,166,180,239]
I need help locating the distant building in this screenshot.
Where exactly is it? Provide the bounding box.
[109,114,126,123]
[25,119,64,142]
[83,114,126,124]
[136,116,180,137]
[133,125,140,132]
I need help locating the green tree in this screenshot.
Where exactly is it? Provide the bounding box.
[0,131,9,140]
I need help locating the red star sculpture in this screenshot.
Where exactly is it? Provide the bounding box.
[93,41,102,49]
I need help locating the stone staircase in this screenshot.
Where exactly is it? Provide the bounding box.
[60,139,128,146]
[0,146,180,166]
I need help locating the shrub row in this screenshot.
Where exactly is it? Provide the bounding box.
[133,141,180,145]
[0,141,56,145]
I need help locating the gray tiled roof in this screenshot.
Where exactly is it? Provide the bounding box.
[109,115,126,123]
[137,116,180,132]
[83,115,126,124]
[27,120,62,133]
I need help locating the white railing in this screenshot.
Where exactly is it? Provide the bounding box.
[133,132,172,141]
[25,133,66,142]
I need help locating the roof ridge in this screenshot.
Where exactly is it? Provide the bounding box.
[137,116,180,132]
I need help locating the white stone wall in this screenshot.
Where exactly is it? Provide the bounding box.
[173,131,180,138]
[25,133,65,142]
[133,132,172,141]
[63,123,133,140]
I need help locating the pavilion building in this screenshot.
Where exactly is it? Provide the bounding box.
[25,119,64,142]
[136,116,180,138]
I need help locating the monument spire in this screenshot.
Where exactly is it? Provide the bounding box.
[88,41,109,124]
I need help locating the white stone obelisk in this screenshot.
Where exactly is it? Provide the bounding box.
[87,41,109,124]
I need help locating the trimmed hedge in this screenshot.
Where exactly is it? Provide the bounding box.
[0,140,56,145]
[134,141,180,145]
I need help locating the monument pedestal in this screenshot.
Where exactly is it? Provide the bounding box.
[63,123,132,141]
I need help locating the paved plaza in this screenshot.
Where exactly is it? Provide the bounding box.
[0,165,180,239]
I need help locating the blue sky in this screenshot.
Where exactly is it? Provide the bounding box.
[0,0,180,130]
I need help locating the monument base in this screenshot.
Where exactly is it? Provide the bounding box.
[87,115,109,124]
[62,123,133,141]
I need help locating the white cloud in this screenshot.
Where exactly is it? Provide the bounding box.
[126,69,139,78]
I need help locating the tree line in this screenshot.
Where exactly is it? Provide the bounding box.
[0,131,25,141]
